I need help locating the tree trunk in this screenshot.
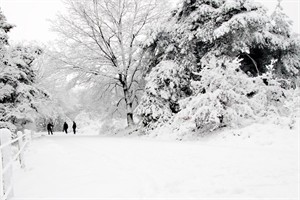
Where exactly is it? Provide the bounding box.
[125,101,134,127]
[126,109,134,127]
[122,79,135,127]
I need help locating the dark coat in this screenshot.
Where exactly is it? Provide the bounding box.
[47,123,53,130]
[72,122,76,129]
[63,122,68,130]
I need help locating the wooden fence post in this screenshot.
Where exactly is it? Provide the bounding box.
[24,129,31,141]
[0,148,4,198]
[0,129,14,199]
[17,131,25,168]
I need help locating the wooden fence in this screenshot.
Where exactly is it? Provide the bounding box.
[0,129,31,200]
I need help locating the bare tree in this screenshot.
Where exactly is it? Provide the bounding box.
[51,0,169,126]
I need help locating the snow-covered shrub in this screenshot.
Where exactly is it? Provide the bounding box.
[277,87,300,130]
[171,57,253,133]
[135,60,191,129]
[168,56,291,135]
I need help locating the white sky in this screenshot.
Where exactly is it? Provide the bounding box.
[0,0,299,44]
[0,0,65,44]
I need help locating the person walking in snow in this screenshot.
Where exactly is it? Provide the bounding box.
[47,122,54,135]
[72,121,77,134]
[63,122,68,134]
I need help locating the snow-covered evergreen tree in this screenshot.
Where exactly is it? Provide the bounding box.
[0,45,49,132]
[138,0,300,132]
[0,10,49,132]
[136,61,191,128]
[0,9,14,130]
[173,0,299,77]
[269,0,300,78]
[0,9,13,46]
[145,0,300,77]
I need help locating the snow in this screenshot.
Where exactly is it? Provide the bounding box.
[11,123,299,199]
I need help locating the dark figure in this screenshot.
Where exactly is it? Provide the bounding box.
[47,123,53,135]
[72,121,77,134]
[63,122,68,134]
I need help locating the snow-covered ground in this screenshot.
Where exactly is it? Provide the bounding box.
[12,124,298,199]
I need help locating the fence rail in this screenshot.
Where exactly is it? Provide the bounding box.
[0,129,31,200]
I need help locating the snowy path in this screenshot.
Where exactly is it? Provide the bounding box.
[12,133,298,199]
